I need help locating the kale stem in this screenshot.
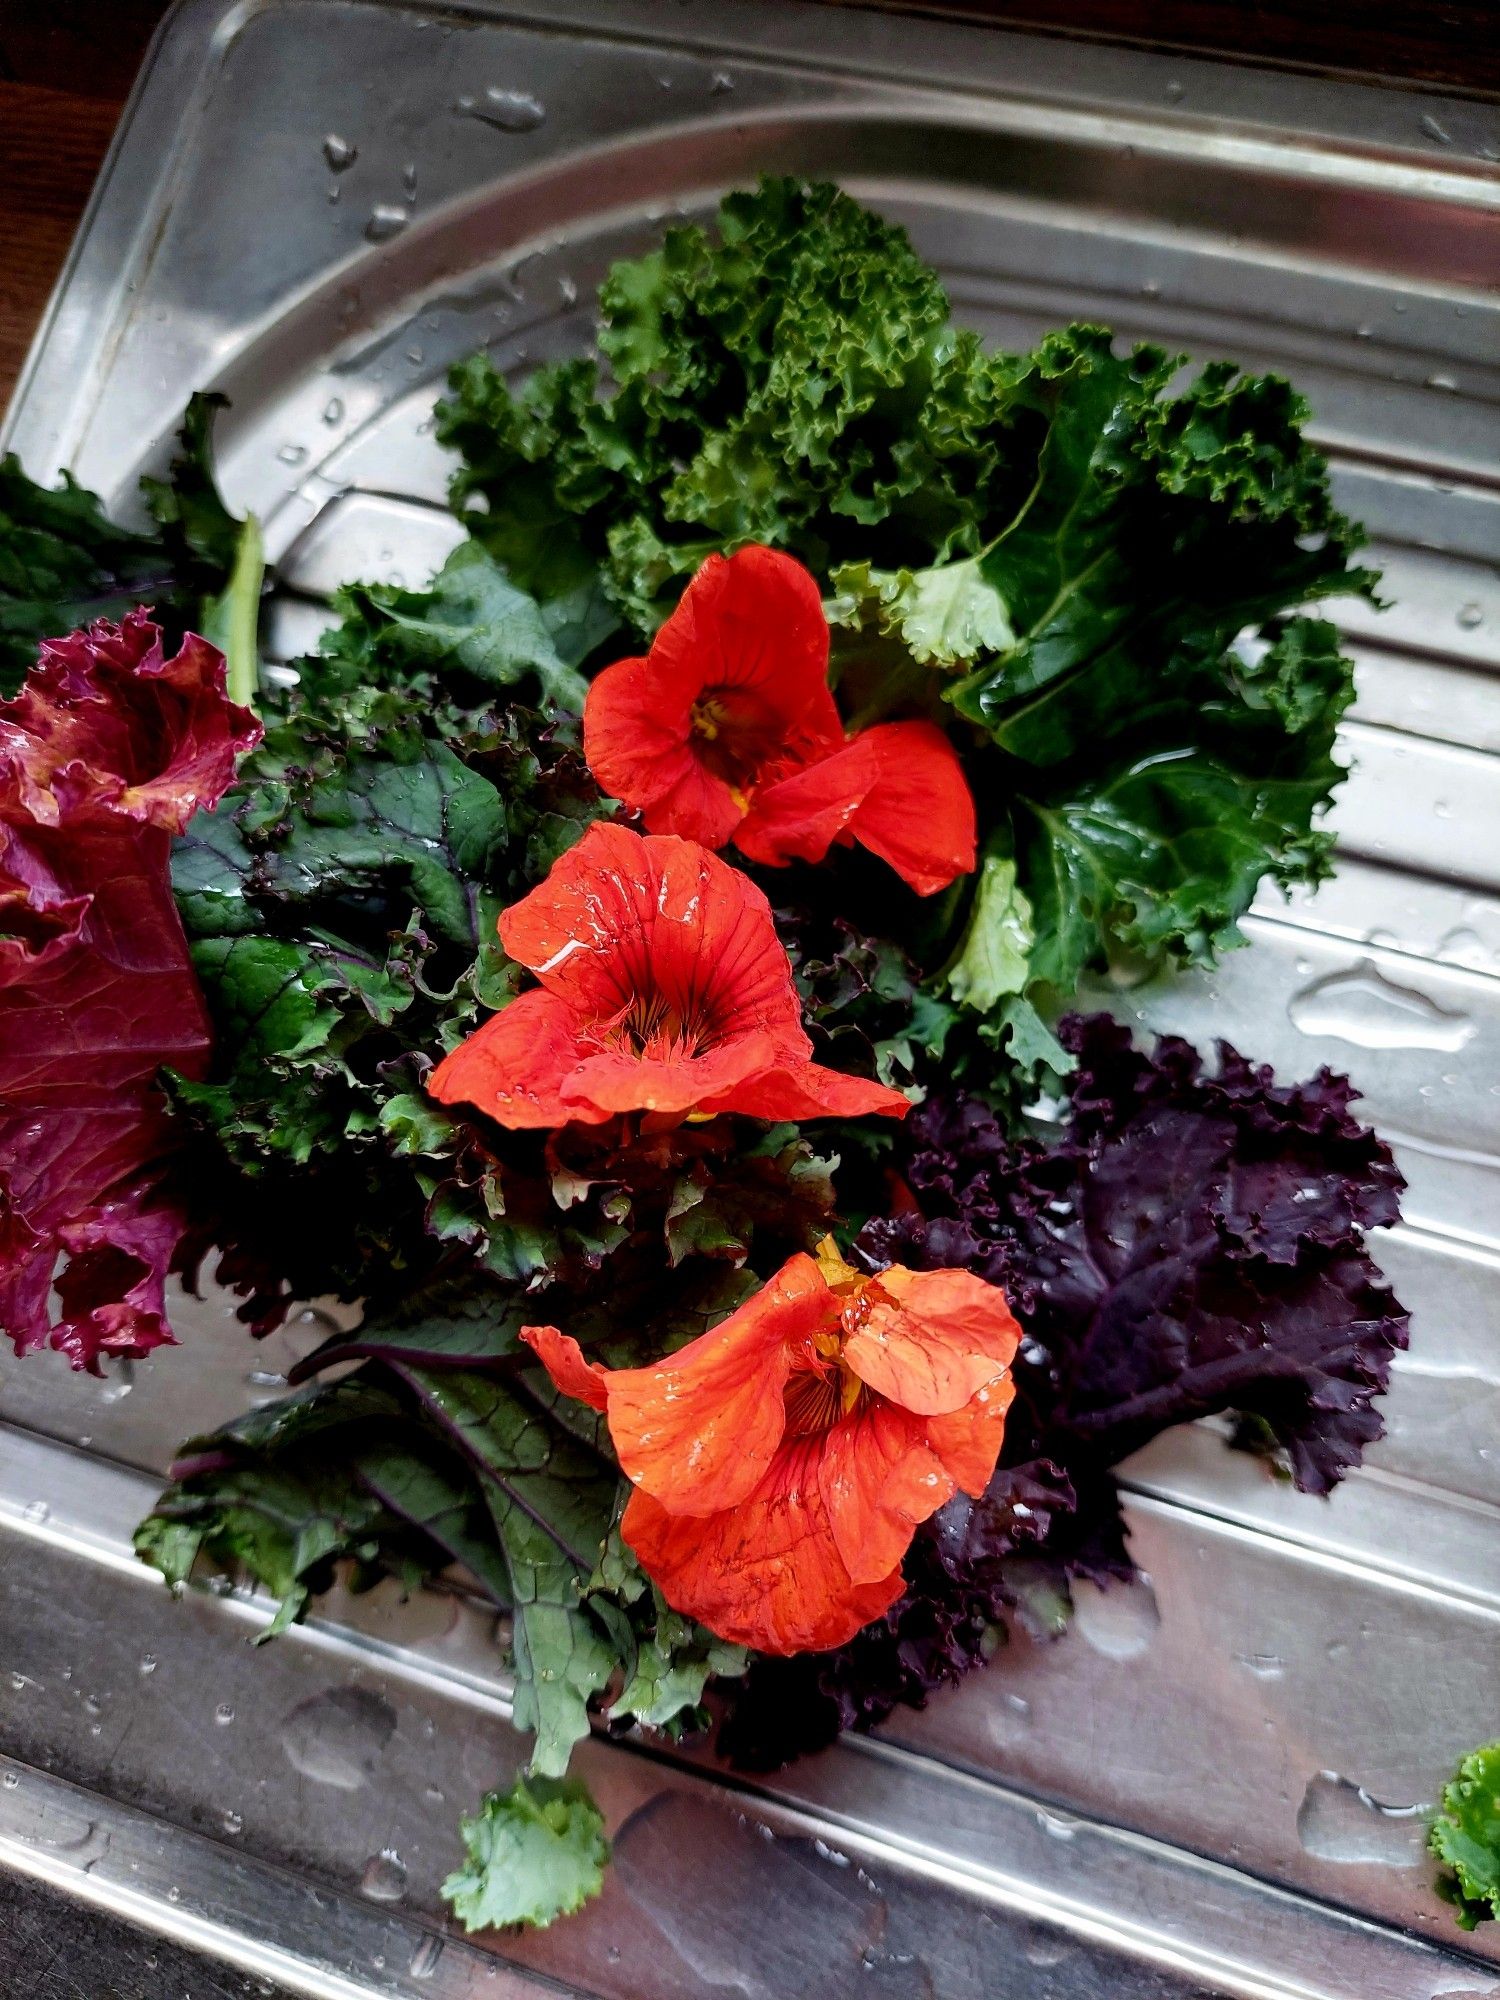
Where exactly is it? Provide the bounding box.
[217,512,265,710]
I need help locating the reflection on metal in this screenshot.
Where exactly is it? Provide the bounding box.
[0,1,1497,1993]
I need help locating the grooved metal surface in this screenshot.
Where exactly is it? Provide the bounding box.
[1,3,1497,1994]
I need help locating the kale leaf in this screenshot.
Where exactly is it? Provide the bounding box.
[0,392,264,702]
[444,1775,610,1932]
[0,460,171,696]
[720,1013,1407,1765]
[1431,1742,1500,1929]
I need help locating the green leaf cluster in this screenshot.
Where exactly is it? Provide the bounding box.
[0,460,169,695]
[164,544,624,1316]
[136,1285,747,1924]
[439,180,1375,1075]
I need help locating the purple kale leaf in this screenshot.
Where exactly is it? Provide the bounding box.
[875,1013,1408,1494]
[720,1013,1407,1768]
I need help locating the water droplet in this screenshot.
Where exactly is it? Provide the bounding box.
[1072,1574,1160,1660]
[276,444,307,468]
[454,86,545,133]
[359,1848,408,1902]
[1,1772,18,1791]
[1457,602,1484,629]
[812,1837,851,1868]
[614,1794,886,1992]
[410,1936,444,1979]
[1296,1771,1428,1866]
[709,70,734,95]
[82,1693,103,1717]
[215,1703,235,1727]
[1355,324,1374,339]
[1421,113,1453,143]
[1288,962,1475,1053]
[281,1686,397,1790]
[1236,1652,1285,1681]
[323,397,344,425]
[1164,78,1184,101]
[1427,372,1459,392]
[401,161,418,197]
[988,1691,1032,1747]
[557,274,579,307]
[21,1500,49,1525]
[364,204,410,244]
[1025,1937,1071,1969]
[323,134,358,170]
[1037,1807,1080,1842]
[139,1655,157,1677]
[222,1809,244,1835]
[30,1801,97,1853]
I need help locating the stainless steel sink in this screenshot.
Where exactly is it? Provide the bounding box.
[2,3,1498,1993]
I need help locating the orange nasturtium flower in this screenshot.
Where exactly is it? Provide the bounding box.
[582,545,978,897]
[522,1241,1022,1655]
[428,821,909,1129]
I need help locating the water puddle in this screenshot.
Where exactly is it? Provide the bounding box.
[1296,1771,1429,1867]
[281,1685,396,1790]
[1287,963,1475,1053]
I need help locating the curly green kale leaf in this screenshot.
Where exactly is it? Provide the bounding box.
[438,177,1018,632]
[445,1774,610,1931]
[1431,1742,1500,1929]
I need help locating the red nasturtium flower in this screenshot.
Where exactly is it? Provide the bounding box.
[582,546,977,897]
[428,821,908,1128]
[523,1240,1022,1653]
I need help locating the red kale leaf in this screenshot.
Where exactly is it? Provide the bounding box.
[0,610,259,1367]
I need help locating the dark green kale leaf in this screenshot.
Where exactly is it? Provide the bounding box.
[1,392,264,700]
[0,459,171,695]
[325,539,600,713]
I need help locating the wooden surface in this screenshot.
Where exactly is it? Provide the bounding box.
[1,0,1496,426]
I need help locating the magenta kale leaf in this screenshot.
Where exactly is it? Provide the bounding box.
[0,611,259,1366]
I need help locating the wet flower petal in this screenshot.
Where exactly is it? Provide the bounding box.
[526,1248,1020,1654]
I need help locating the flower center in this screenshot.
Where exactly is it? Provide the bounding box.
[688,687,777,791]
[782,1339,865,1437]
[781,1240,882,1436]
[612,989,710,1062]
